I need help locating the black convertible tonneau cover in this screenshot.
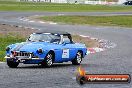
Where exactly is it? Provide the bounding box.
[35,30,70,35]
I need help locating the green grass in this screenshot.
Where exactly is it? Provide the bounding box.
[0,34,25,61]
[41,15,132,27]
[0,1,132,12]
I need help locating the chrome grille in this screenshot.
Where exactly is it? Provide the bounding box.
[11,51,34,57]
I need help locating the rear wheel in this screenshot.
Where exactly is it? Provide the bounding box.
[72,52,82,65]
[41,53,53,67]
[7,59,19,68]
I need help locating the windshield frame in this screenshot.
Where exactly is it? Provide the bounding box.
[27,33,61,44]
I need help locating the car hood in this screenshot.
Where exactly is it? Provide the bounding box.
[10,42,57,52]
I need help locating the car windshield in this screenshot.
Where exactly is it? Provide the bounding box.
[28,33,61,43]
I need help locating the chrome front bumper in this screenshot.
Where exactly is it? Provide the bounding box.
[4,56,40,60]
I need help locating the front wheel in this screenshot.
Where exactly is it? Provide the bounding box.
[7,59,19,68]
[72,52,82,65]
[41,53,53,67]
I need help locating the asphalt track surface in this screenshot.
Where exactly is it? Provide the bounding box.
[0,11,132,88]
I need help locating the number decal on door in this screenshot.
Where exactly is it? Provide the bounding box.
[62,49,69,58]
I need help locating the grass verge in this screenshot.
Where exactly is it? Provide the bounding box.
[0,24,35,62]
[41,15,132,27]
[0,1,132,12]
[0,35,25,62]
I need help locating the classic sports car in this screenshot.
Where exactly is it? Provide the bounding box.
[5,30,87,68]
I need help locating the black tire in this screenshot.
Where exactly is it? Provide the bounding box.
[7,59,19,68]
[72,51,82,65]
[41,53,53,67]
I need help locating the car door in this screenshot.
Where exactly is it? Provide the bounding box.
[61,35,76,62]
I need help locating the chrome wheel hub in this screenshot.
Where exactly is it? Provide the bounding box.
[47,54,53,66]
[77,53,82,63]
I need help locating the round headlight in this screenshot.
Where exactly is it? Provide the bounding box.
[37,48,43,54]
[6,47,10,51]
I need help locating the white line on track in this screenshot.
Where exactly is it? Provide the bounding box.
[23,19,29,21]
[31,28,35,29]
[79,35,90,38]
[29,21,35,23]
[0,62,5,64]
[20,19,24,20]
[49,22,57,25]
[58,14,64,16]
[39,21,45,24]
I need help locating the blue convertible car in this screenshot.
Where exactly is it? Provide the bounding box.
[5,30,87,68]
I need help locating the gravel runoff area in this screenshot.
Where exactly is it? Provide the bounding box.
[0,23,36,37]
